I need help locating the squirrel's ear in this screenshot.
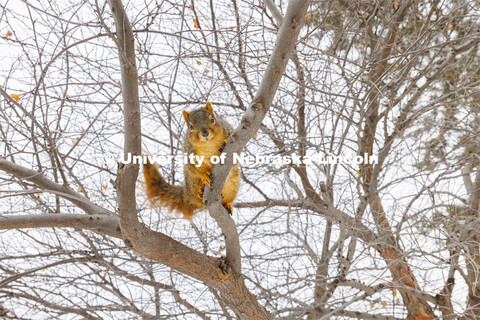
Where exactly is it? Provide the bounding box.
[182,110,190,124]
[204,101,215,118]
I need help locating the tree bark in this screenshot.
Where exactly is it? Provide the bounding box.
[107,0,316,318]
[358,1,436,318]
[203,0,311,275]
[0,214,121,238]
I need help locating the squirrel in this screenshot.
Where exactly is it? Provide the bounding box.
[143,101,240,220]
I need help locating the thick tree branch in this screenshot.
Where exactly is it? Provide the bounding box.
[108,0,273,318]
[0,214,121,238]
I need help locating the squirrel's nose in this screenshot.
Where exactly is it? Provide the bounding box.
[201,130,209,137]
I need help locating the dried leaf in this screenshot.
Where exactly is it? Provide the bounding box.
[193,18,199,29]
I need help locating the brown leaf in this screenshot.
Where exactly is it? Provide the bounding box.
[193,18,199,29]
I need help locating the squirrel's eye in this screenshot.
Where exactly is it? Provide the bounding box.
[189,124,194,131]
[210,117,214,123]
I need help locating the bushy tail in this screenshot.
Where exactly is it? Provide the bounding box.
[143,161,197,219]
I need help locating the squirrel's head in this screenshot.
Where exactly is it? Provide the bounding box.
[182,101,222,144]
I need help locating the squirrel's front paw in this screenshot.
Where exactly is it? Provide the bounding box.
[219,142,227,153]
[202,172,213,186]
[198,185,205,198]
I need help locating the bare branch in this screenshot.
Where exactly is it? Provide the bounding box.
[204,0,311,275]
[0,158,111,215]
[0,214,121,238]
[108,0,273,317]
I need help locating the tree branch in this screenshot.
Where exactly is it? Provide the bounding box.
[0,214,121,238]
[204,0,311,275]
[108,0,273,317]
[0,158,111,216]
[0,256,97,287]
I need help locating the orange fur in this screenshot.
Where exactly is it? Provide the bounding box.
[143,101,240,219]
[143,161,200,219]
